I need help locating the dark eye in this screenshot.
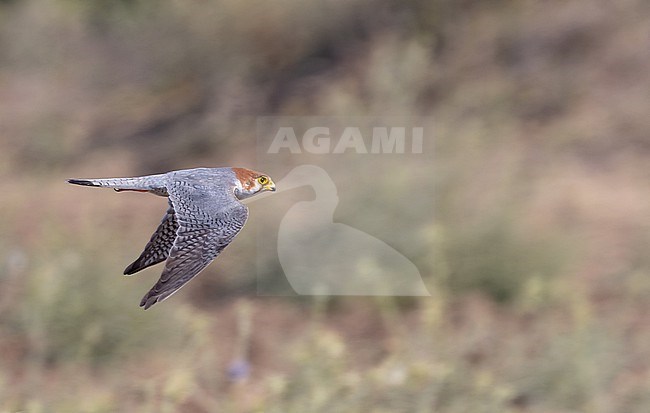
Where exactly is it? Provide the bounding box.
[257,176,269,185]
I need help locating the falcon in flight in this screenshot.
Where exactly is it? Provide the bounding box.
[68,167,276,309]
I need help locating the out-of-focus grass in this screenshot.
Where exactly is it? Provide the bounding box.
[0,214,196,409]
[0,0,649,411]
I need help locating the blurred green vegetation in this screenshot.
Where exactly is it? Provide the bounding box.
[0,0,649,412]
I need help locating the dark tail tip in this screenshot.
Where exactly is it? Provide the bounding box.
[67,179,96,187]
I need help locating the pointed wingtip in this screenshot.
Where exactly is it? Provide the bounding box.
[124,256,157,276]
[140,294,158,310]
[123,263,137,275]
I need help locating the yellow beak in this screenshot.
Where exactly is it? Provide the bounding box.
[264,179,276,192]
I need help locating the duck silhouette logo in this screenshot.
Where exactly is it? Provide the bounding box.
[269,165,430,296]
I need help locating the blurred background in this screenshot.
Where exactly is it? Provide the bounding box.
[1,0,649,411]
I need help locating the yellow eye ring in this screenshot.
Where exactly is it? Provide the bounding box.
[257,176,269,185]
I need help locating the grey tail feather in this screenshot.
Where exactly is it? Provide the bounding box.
[66,175,167,193]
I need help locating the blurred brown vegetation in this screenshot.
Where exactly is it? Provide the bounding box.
[0,0,649,411]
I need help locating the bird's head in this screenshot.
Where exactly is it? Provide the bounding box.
[232,167,276,200]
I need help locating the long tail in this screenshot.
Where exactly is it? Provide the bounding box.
[67,174,167,195]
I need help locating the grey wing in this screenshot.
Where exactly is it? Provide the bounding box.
[139,202,249,309]
[124,200,179,275]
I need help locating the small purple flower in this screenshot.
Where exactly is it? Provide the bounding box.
[228,359,251,381]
